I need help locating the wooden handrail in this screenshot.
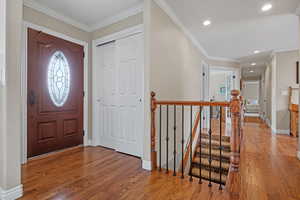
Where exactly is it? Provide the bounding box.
[155,101,230,107]
[150,90,243,193]
[178,110,201,173]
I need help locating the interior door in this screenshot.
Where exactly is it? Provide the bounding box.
[94,42,118,149]
[115,33,143,157]
[27,28,84,158]
[94,33,143,157]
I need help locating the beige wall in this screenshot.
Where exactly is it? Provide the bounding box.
[275,50,299,130]
[23,6,91,42]
[264,63,272,123]
[92,13,143,39]
[243,81,260,103]
[144,0,207,162]
[0,0,23,191]
[148,1,206,100]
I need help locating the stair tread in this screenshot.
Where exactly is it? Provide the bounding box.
[196,147,231,158]
[200,134,230,142]
[200,139,231,147]
[193,157,230,170]
[191,168,227,185]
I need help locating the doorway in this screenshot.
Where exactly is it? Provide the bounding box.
[209,67,239,128]
[26,28,85,158]
[93,29,144,158]
[242,81,260,116]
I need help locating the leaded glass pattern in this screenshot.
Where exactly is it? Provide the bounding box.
[47,51,70,107]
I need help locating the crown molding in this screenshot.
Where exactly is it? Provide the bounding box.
[23,0,91,31]
[207,55,239,63]
[153,0,239,63]
[273,48,299,53]
[23,0,143,32]
[89,4,143,32]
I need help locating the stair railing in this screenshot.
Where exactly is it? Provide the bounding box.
[150,90,242,190]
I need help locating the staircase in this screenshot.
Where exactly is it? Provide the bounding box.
[150,90,242,192]
[190,134,231,185]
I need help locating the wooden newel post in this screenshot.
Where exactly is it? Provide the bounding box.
[230,90,241,171]
[226,90,241,196]
[151,91,157,170]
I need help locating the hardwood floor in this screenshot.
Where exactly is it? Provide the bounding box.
[20,120,300,200]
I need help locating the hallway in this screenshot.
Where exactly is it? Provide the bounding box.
[19,120,300,200]
[240,120,300,200]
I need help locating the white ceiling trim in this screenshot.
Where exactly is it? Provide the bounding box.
[23,0,91,31]
[154,0,239,63]
[273,47,299,53]
[89,3,143,32]
[23,0,143,32]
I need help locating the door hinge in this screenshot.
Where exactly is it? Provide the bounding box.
[83,51,85,58]
[83,130,85,136]
[83,91,85,98]
[203,73,206,76]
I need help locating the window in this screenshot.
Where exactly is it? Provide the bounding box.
[47,51,70,107]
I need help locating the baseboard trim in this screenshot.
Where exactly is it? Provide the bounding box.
[84,139,92,146]
[275,129,290,135]
[0,185,23,200]
[142,160,152,171]
[265,118,271,128]
[297,151,300,160]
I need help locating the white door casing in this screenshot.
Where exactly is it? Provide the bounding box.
[202,62,210,129]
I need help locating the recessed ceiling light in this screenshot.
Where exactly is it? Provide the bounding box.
[254,50,260,54]
[251,63,257,66]
[262,3,272,12]
[203,20,211,26]
[250,70,254,73]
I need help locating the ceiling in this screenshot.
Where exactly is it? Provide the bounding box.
[163,0,300,60]
[24,0,143,31]
[239,51,270,78]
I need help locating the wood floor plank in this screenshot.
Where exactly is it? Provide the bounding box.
[20,120,300,200]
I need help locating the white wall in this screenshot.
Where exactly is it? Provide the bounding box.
[0,0,23,195]
[275,50,300,131]
[243,81,260,104]
[0,0,5,85]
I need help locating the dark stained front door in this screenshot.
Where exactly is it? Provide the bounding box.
[27,28,84,158]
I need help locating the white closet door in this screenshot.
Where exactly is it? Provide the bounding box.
[94,42,118,149]
[115,33,143,157]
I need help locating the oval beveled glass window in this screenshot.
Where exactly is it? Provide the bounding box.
[47,51,70,107]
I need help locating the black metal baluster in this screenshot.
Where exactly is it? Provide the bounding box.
[208,106,212,187]
[166,105,169,174]
[189,106,193,182]
[219,106,223,190]
[173,105,177,176]
[159,105,162,171]
[199,106,203,184]
[181,105,184,179]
